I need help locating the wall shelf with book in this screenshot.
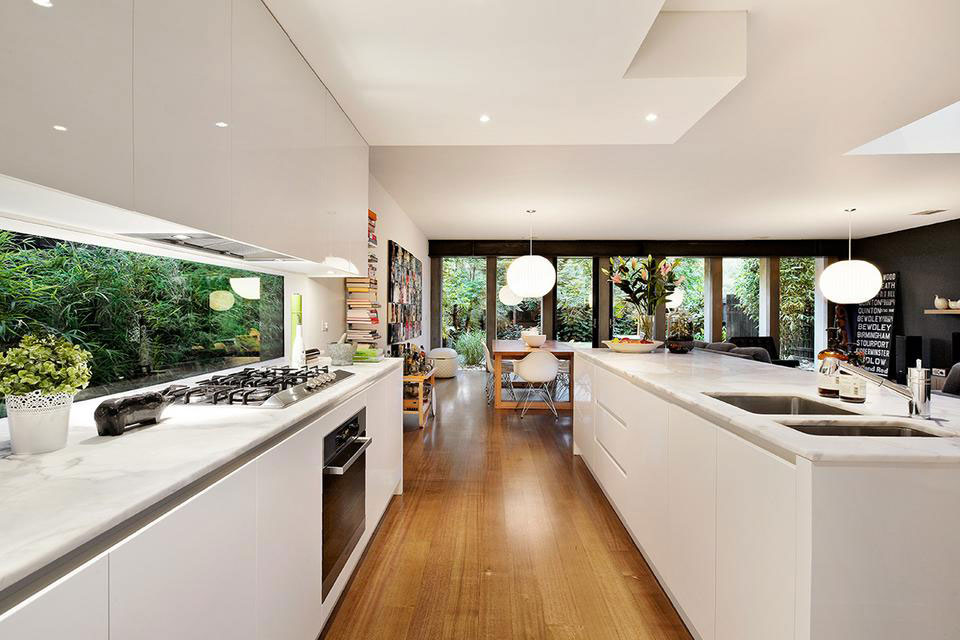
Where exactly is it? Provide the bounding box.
[344,210,382,350]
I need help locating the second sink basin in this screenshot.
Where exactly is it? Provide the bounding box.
[775,418,944,437]
[705,393,857,416]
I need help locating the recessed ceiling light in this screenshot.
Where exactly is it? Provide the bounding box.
[214,121,229,128]
[33,0,53,7]
[479,114,491,123]
[172,234,191,240]
[52,125,67,132]
[645,113,658,122]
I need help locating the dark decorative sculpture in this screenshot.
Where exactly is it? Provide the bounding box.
[93,387,181,436]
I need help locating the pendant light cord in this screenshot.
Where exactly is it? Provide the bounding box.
[845,207,856,260]
[523,209,537,255]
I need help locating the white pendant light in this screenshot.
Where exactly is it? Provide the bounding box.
[818,208,883,304]
[229,277,261,300]
[506,209,556,298]
[498,285,522,306]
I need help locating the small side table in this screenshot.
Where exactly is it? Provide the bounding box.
[403,367,436,428]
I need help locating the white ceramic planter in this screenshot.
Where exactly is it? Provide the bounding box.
[5,390,74,454]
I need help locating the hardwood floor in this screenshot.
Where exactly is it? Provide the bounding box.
[322,371,691,640]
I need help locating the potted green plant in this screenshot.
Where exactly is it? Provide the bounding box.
[0,334,92,454]
[602,256,684,339]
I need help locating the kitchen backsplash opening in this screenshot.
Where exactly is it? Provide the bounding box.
[0,229,284,416]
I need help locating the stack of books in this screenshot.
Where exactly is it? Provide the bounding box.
[345,210,382,348]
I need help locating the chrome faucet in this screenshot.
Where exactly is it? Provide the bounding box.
[837,360,932,419]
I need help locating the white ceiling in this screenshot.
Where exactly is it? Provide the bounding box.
[273,0,960,241]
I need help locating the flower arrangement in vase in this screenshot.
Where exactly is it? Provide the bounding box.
[0,334,92,454]
[602,255,684,339]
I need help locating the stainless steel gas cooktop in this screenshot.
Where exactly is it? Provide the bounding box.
[166,365,354,409]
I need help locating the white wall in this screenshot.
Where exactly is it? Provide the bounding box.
[369,175,430,352]
[283,275,344,359]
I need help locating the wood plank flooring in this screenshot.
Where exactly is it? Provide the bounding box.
[322,371,691,640]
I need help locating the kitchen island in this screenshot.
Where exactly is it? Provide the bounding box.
[574,348,960,640]
[0,358,403,639]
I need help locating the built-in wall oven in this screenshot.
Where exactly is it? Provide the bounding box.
[322,408,371,599]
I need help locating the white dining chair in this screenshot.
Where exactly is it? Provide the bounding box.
[482,341,517,405]
[512,350,560,418]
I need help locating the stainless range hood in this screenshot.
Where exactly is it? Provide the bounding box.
[121,232,299,262]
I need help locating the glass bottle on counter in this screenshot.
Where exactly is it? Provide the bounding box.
[817,328,848,398]
[838,349,867,403]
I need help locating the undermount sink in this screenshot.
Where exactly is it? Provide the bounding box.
[776,419,943,438]
[705,393,857,416]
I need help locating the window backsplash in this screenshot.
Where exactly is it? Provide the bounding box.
[0,229,284,411]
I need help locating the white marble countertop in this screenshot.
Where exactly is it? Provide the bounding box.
[575,348,960,464]
[0,358,402,594]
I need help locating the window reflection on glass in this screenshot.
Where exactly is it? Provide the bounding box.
[779,257,816,368]
[497,257,541,338]
[556,257,593,347]
[722,257,760,340]
[0,229,283,410]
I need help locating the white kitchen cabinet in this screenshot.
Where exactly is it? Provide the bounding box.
[716,429,796,640]
[572,356,596,464]
[109,463,258,640]
[256,421,325,640]
[365,366,403,525]
[623,385,669,567]
[665,405,717,640]
[0,555,108,640]
[0,0,133,208]
[319,91,368,275]
[231,0,328,263]
[133,0,232,236]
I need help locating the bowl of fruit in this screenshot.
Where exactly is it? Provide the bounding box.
[602,337,664,353]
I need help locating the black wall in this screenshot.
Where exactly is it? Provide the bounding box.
[856,218,960,370]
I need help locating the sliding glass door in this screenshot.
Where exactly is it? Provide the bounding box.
[440,257,486,362]
[496,257,542,338]
[556,257,595,347]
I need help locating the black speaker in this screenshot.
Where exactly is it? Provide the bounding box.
[894,335,924,384]
[953,332,960,366]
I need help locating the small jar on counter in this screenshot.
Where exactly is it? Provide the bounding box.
[839,373,867,403]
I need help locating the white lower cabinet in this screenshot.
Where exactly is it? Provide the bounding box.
[623,386,669,567]
[664,405,717,640]
[109,463,258,640]
[365,367,404,525]
[716,429,796,640]
[0,556,108,640]
[572,356,596,464]
[256,421,325,640]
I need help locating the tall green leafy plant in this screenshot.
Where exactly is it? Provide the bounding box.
[603,256,682,337]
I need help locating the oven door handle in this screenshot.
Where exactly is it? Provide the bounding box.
[323,436,372,475]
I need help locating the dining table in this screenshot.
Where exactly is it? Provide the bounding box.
[491,339,575,411]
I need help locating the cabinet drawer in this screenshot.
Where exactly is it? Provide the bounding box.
[595,366,638,425]
[596,403,631,477]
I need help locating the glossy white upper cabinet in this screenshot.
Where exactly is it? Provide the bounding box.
[0,0,134,208]
[231,0,327,263]
[320,91,368,275]
[133,0,232,237]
